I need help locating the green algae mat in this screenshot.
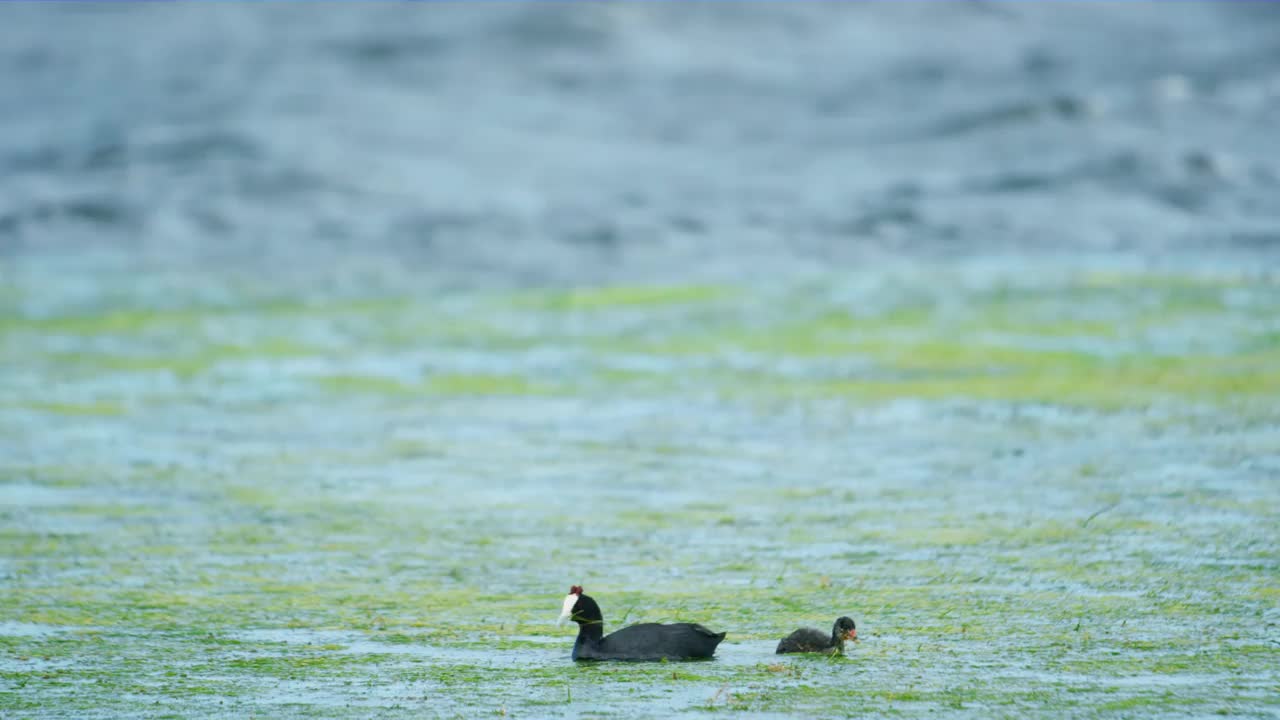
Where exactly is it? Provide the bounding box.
[2,260,1278,718]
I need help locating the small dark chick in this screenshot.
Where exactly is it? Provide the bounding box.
[776,616,857,655]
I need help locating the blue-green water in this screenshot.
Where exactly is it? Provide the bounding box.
[3,259,1278,717]
[3,3,1279,717]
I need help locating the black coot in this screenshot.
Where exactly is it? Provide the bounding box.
[557,586,726,661]
[776,616,857,654]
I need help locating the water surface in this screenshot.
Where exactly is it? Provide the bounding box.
[2,3,1279,718]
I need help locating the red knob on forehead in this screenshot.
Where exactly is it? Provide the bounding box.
[569,585,583,595]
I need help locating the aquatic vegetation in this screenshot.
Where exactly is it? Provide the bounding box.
[2,263,1276,717]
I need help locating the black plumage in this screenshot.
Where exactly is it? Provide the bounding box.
[558,587,726,661]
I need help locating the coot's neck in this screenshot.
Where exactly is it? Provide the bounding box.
[574,594,606,648]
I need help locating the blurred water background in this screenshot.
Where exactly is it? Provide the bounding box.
[3,1,1278,287]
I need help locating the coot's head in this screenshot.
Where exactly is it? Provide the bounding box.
[557,585,600,627]
[835,616,857,641]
